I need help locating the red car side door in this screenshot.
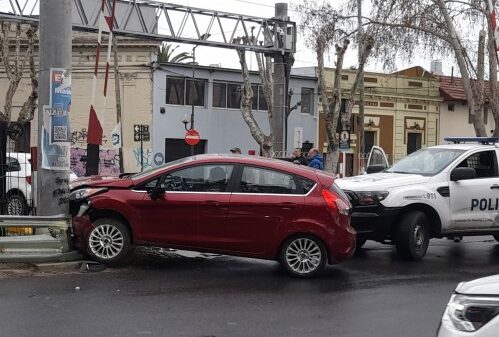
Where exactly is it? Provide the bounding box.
[133,173,199,247]
[226,165,305,255]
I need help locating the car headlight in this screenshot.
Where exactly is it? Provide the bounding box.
[356,191,389,206]
[442,294,499,332]
[69,187,108,201]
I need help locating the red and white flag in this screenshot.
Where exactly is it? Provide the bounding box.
[489,0,499,51]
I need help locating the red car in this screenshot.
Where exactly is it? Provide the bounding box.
[70,155,355,277]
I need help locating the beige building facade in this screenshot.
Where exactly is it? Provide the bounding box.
[294,66,441,176]
[0,30,158,175]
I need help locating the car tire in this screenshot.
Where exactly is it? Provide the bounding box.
[355,236,367,251]
[7,193,28,215]
[279,235,327,278]
[86,218,131,264]
[394,211,430,261]
[493,234,499,242]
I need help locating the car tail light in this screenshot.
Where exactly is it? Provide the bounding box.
[321,189,350,216]
[26,176,32,185]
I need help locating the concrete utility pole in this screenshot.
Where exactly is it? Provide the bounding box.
[272,3,288,157]
[357,0,366,173]
[113,36,124,172]
[37,0,72,216]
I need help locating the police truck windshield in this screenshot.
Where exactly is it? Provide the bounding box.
[385,148,465,176]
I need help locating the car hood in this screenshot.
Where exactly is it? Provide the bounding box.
[336,172,431,191]
[456,275,499,296]
[70,175,133,190]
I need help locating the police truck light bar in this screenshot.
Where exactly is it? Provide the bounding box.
[444,137,499,144]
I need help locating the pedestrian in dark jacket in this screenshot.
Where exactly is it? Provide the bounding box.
[290,148,308,165]
[307,148,324,170]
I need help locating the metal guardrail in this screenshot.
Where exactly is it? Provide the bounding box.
[0,215,82,263]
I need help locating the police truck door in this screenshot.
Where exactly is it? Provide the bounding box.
[449,149,499,231]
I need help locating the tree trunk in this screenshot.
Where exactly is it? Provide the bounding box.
[436,0,487,136]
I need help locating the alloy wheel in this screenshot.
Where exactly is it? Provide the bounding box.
[88,224,125,260]
[285,238,322,275]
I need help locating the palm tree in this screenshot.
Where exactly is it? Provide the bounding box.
[157,43,193,63]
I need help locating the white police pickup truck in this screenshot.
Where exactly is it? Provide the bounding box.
[336,137,499,260]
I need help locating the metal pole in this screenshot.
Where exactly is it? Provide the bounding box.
[140,125,144,172]
[190,46,197,156]
[37,0,72,216]
[113,36,125,172]
[272,3,288,157]
[357,0,366,174]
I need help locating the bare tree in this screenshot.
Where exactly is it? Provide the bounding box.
[234,37,274,157]
[0,22,38,125]
[296,1,375,173]
[369,0,494,136]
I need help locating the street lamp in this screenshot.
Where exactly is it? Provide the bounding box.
[180,34,210,156]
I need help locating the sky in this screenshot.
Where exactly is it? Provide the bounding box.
[0,0,456,75]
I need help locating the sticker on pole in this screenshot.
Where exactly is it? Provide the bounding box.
[185,129,200,146]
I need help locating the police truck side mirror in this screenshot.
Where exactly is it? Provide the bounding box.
[450,167,476,181]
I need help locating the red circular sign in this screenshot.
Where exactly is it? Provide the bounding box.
[185,129,200,146]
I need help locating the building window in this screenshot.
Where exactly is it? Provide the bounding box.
[186,79,206,107]
[408,81,423,87]
[212,82,227,108]
[407,132,422,154]
[258,86,268,111]
[341,75,349,81]
[165,76,185,105]
[227,83,242,109]
[301,87,314,115]
[408,104,423,110]
[165,76,206,107]
[448,103,454,111]
[364,77,378,83]
[484,106,489,125]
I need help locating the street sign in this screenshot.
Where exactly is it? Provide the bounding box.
[339,130,350,151]
[134,124,150,142]
[185,129,200,146]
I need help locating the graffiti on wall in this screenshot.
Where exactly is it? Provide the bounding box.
[71,147,120,177]
[133,148,153,169]
[71,128,108,147]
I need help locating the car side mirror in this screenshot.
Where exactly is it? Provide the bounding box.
[450,167,476,181]
[366,164,386,174]
[148,186,166,200]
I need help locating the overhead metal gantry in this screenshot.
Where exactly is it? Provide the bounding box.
[0,0,296,54]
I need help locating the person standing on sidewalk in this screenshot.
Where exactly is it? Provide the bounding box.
[307,148,324,170]
[290,148,308,165]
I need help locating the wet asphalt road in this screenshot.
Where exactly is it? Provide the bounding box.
[1,237,499,337]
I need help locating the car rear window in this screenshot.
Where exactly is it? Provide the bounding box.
[299,178,316,194]
[330,182,349,202]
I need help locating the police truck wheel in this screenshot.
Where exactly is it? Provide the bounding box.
[493,234,499,242]
[355,236,367,251]
[394,211,430,261]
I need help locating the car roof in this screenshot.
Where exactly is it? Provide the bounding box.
[192,154,321,176]
[429,143,498,151]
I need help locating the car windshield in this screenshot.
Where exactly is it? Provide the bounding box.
[385,148,465,176]
[129,157,194,180]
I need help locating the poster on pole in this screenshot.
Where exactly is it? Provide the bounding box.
[41,68,71,170]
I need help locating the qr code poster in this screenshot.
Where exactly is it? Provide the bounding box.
[49,68,71,145]
[41,113,70,171]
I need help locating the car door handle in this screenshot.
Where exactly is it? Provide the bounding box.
[202,200,220,206]
[279,202,297,209]
[491,185,499,190]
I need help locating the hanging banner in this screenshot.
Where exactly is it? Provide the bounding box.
[41,68,71,170]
